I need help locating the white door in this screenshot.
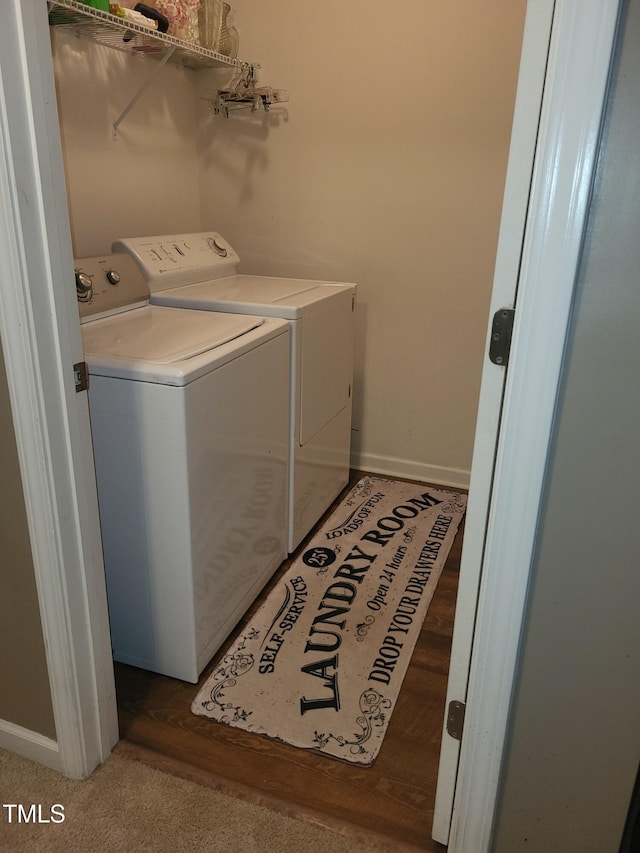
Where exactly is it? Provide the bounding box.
[433,1,621,849]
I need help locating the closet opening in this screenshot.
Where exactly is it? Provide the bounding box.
[42,1,528,847]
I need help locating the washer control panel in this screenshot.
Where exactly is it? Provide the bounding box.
[75,253,150,322]
[112,232,240,292]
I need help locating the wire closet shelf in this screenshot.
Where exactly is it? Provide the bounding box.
[47,0,254,72]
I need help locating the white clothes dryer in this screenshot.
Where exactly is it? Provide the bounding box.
[113,232,356,553]
[76,253,289,682]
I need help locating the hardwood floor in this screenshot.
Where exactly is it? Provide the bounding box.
[113,475,462,851]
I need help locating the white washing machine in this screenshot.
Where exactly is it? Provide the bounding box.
[76,253,290,682]
[113,232,356,553]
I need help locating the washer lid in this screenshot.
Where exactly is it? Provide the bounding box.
[82,305,263,364]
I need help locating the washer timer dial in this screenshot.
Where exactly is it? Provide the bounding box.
[207,237,228,258]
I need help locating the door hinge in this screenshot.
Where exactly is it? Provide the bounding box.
[489,308,515,366]
[73,361,89,393]
[446,700,466,741]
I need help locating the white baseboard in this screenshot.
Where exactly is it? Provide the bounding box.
[0,718,61,773]
[351,451,470,490]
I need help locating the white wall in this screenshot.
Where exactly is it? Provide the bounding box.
[196,0,527,484]
[51,29,202,256]
[51,1,526,483]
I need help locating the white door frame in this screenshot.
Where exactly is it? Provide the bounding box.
[442,2,621,850]
[0,0,118,778]
[433,0,556,839]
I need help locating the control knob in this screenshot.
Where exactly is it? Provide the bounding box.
[75,270,93,302]
[207,237,228,258]
[106,269,120,285]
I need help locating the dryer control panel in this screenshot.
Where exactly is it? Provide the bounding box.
[112,232,240,292]
[75,253,150,322]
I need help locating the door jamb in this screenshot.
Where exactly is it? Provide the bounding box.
[432,0,556,841]
[447,2,621,850]
[0,0,118,778]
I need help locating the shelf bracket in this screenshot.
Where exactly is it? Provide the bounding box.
[113,45,177,136]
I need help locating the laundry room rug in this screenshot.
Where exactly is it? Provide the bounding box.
[191,476,466,766]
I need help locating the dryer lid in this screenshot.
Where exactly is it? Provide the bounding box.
[81,305,263,364]
[153,275,355,320]
[202,276,320,303]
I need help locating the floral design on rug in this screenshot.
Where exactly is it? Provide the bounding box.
[312,689,392,758]
[200,629,259,723]
[355,614,375,642]
[440,492,467,514]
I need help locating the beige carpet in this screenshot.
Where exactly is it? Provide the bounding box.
[0,748,402,852]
